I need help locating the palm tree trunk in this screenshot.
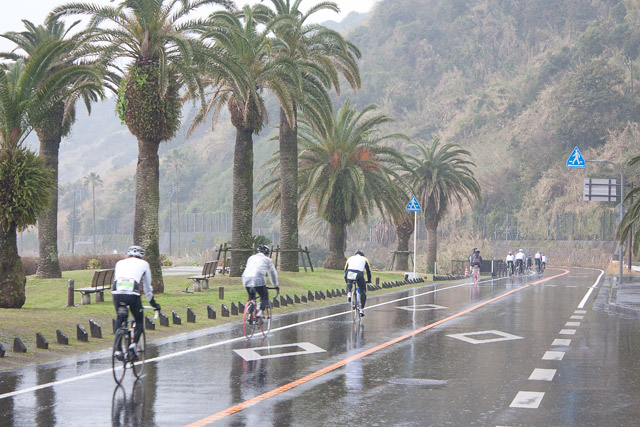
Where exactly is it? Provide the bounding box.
[230,127,254,277]
[0,223,26,308]
[324,221,346,269]
[92,183,96,253]
[134,138,164,293]
[36,136,62,278]
[395,223,412,271]
[279,106,299,272]
[425,220,438,274]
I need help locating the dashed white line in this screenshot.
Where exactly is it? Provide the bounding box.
[529,368,556,381]
[570,315,584,320]
[552,339,571,346]
[542,351,565,360]
[565,322,580,327]
[559,329,576,335]
[510,391,545,408]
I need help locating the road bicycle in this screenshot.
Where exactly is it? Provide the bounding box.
[507,262,514,277]
[472,265,480,286]
[243,286,279,339]
[112,303,159,385]
[347,280,368,322]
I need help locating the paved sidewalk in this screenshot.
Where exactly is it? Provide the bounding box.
[607,275,640,319]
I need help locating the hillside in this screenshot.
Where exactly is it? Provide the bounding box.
[38,0,640,267]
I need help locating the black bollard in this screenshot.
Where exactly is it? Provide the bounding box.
[230,302,238,316]
[207,305,216,319]
[221,304,230,317]
[187,307,196,323]
[0,341,5,357]
[36,333,49,350]
[89,319,102,339]
[172,311,182,325]
[145,316,155,330]
[294,294,301,304]
[77,325,88,342]
[159,312,170,327]
[301,294,308,303]
[56,330,69,345]
[13,338,27,353]
[308,290,314,301]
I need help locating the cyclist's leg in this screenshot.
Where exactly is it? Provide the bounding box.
[255,285,269,311]
[113,295,128,353]
[246,286,257,303]
[357,277,367,308]
[130,296,144,344]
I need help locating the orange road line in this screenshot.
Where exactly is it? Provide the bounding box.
[185,269,570,426]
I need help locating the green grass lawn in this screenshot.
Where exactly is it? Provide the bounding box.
[0,268,426,371]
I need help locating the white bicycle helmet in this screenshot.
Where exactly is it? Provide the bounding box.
[127,245,145,259]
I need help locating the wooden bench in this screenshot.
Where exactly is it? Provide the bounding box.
[216,258,231,275]
[74,269,115,305]
[185,261,218,292]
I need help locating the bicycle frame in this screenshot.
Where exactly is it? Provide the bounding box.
[112,304,158,385]
[243,286,279,339]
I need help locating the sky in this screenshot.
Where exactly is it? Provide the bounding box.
[0,0,379,52]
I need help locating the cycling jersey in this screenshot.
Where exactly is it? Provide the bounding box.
[344,254,372,282]
[506,255,515,263]
[242,253,278,288]
[515,252,526,261]
[112,256,153,301]
[541,255,547,264]
[471,254,482,267]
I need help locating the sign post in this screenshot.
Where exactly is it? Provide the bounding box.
[406,195,421,278]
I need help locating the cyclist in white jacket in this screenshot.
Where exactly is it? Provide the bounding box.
[242,245,279,317]
[112,246,160,359]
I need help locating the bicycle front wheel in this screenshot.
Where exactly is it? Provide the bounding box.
[261,302,273,337]
[132,330,146,378]
[352,291,359,322]
[112,329,127,385]
[243,301,256,339]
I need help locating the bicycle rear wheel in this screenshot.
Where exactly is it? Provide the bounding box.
[352,291,359,322]
[132,329,146,378]
[112,329,127,385]
[261,301,273,337]
[243,301,256,339]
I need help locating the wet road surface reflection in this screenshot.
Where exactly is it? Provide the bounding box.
[3,268,640,426]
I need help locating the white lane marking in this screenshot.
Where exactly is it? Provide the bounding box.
[542,351,565,360]
[529,368,556,381]
[396,304,448,312]
[510,391,545,408]
[447,330,523,344]
[565,322,580,327]
[0,280,484,400]
[234,342,325,361]
[552,339,571,346]
[570,315,584,320]
[559,329,576,335]
[575,310,587,314]
[566,285,577,288]
[577,269,605,309]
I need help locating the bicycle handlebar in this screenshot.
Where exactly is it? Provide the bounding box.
[265,286,280,297]
[142,306,160,320]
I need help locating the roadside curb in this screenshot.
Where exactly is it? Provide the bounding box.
[606,276,640,319]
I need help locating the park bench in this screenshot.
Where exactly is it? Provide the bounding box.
[74,268,115,305]
[185,261,218,292]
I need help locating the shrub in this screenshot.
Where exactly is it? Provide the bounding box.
[87,259,102,269]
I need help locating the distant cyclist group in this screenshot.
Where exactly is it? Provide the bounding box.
[505,249,547,276]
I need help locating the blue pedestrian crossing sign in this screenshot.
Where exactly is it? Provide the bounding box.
[406,195,421,212]
[566,146,586,169]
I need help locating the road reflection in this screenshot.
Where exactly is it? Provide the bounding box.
[111,380,145,426]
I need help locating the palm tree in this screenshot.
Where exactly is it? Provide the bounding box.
[1,17,104,279]
[262,0,361,272]
[83,172,103,253]
[0,40,99,307]
[293,99,408,269]
[618,155,640,254]
[52,0,234,292]
[404,138,481,274]
[194,4,298,276]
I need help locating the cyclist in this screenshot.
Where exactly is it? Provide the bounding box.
[505,251,515,275]
[515,249,526,275]
[345,250,372,317]
[469,248,477,268]
[534,251,542,272]
[526,255,533,273]
[541,253,547,271]
[242,245,279,319]
[112,245,160,360]
[470,249,483,280]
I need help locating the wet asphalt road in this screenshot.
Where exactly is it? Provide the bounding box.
[2,267,640,426]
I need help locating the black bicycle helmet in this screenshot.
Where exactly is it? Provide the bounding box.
[257,245,270,255]
[355,250,364,256]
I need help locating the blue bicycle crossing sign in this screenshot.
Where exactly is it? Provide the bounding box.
[406,195,421,212]
[566,146,586,169]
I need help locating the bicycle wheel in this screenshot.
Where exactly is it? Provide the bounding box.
[243,301,256,339]
[352,290,359,322]
[112,329,127,385]
[132,329,146,378]
[261,301,273,337]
